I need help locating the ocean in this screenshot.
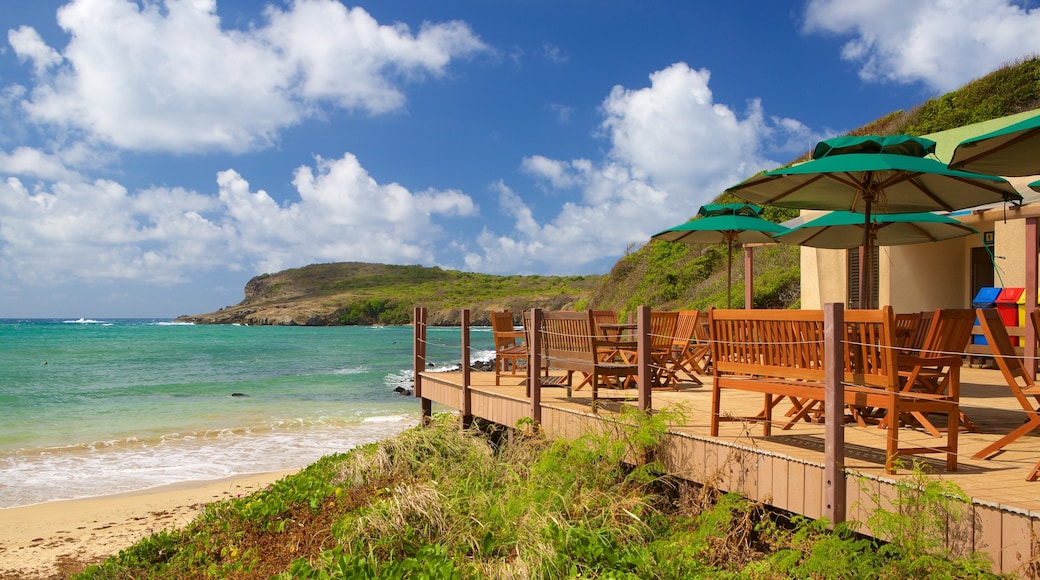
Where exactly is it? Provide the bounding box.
[0,318,494,509]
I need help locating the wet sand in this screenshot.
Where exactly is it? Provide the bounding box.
[0,470,296,579]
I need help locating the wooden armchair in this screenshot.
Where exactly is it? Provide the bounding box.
[490,310,527,386]
[668,310,704,385]
[648,311,680,390]
[894,308,976,435]
[972,308,1040,480]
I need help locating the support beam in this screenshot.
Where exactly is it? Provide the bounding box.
[413,307,431,426]
[529,308,543,424]
[461,308,472,429]
[1027,218,1038,380]
[823,302,846,525]
[636,305,651,411]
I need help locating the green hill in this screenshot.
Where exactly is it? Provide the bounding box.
[176,262,602,326]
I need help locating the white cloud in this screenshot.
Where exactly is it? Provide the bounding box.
[470,62,795,274]
[215,153,478,274]
[7,26,62,74]
[803,0,1040,92]
[542,42,569,64]
[9,0,487,154]
[0,152,478,286]
[0,147,83,182]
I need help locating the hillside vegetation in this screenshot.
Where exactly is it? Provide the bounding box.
[177,262,602,326]
[180,57,1040,325]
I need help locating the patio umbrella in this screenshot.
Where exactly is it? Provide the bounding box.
[725,135,1020,307]
[774,210,978,248]
[948,112,1040,176]
[652,203,789,308]
[1031,180,1040,192]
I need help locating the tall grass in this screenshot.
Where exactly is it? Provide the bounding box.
[77,411,1008,579]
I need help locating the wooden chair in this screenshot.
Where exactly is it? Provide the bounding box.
[490,310,527,386]
[647,311,680,390]
[972,308,1040,480]
[668,310,704,385]
[894,312,922,349]
[894,308,976,436]
[691,311,713,374]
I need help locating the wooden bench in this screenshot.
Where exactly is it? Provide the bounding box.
[709,307,959,473]
[539,310,639,406]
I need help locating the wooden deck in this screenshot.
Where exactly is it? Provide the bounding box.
[418,365,1040,577]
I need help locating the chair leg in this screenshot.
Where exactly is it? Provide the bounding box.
[1029,461,1040,482]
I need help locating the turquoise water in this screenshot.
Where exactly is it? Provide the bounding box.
[0,319,494,508]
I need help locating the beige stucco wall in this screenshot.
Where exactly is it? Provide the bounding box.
[887,238,971,311]
[994,218,1026,289]
[800,241,971,312]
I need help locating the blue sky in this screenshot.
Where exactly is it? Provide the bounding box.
[1,0,1039,318]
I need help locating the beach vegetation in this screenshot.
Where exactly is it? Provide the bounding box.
[76,410,1004,579]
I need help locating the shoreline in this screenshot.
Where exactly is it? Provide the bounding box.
[0,469,297,580]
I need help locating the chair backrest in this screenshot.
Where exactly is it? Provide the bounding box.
[905,310,934,353]
[490,310,522,350]
[590,310,618,335]
[694,311,710,341]
[918,308,975,356]
[977,307,1036,390]
[709,307,898,389]
[540,310,597,365]
[649,311,679,350]
[894,312,922,348]
[673,310,699,349]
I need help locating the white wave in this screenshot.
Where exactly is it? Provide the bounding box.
[62,318,105,324]
[153,321,195,326]
[333,366,367,375]
[0,419,419,509]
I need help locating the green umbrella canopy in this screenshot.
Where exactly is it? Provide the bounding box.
[1030,179,1040,193]
[813,135,936,159]
[726,135,1020,308]
[726,152,1020,214]
[653,205,789,308]
[653,213,788,245]
[774,211,978,249]
[948,112,1040,177]
[697,202,763,218]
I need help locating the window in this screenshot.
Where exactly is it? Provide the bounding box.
[848,247,879,309]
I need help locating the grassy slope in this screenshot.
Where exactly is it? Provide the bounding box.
[75,413,1002,579]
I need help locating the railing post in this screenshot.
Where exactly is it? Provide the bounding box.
[529,308,542,424]
[823,302,846,525]
[461,308,472,429]
[414,307,432,426]
[1026,217,1038,379]
[637,305,651,411]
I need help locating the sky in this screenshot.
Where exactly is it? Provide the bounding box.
[1,0,1040,318]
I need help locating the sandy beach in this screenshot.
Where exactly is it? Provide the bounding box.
[0,470,297,579]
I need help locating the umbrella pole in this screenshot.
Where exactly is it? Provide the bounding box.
[860,199,873,309]
[727,239,733,308]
